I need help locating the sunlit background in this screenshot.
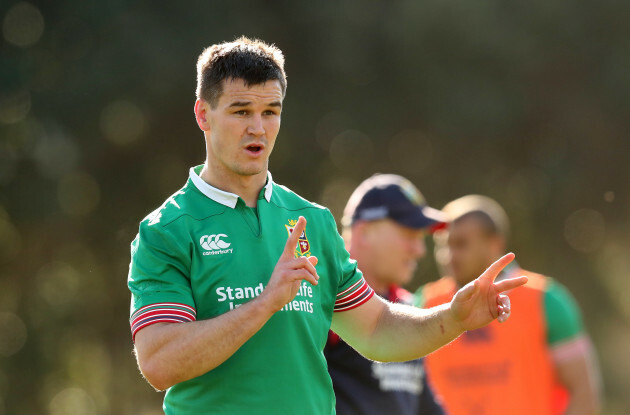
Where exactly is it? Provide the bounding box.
[1,1,629,414]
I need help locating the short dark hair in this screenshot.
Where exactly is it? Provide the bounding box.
[442,195,510,239]
[196,36,287,108]
[456,211,500,237]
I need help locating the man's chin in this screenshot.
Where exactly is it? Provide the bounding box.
[237,169,265,177]
[232,163,267,177]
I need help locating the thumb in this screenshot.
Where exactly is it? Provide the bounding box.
[456,280,479,302]
[307,256,318,266]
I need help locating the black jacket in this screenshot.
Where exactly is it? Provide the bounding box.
[324,286,445,415]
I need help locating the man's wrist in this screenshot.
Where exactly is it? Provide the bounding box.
[439,303,466,338]
[255,289,283,316]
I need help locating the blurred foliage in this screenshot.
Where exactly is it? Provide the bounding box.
[0,1,629,414]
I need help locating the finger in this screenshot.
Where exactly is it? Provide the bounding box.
[497,294,511,323]
[497,310,510,323]
[455,280,479,302]
[289,269,319,286]
[307,256,318,267]
[282,216,306,257]
[494,275,528,293]
[497,294,510,309]
[289,256,320,280]
[480,252,515,282]
[496,297,510,314]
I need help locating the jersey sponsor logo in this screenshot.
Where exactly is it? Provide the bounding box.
[200,234,233,255]
[216,281,314,313]
[285,219,311,257]
[217,283,265,309]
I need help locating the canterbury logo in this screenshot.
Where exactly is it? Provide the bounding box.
[200,234,231,250]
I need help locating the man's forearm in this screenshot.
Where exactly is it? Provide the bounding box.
[368,302,464,361]
[333,254,522,362]
[134,295,277,390]
[555,337,602,415]
[335,296,465,362]
[561,372,601,415]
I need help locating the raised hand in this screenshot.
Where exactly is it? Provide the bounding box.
[450,253,528,332]
[260,216,319,312]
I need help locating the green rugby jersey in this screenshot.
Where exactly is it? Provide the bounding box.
[128,165,374,415]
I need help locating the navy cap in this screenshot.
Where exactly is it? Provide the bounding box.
[342,174,447,231]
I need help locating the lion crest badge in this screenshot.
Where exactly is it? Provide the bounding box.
[285,219,311,257]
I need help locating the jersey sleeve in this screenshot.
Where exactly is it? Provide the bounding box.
[324,211,374,312]
[544,279,584,346]
[127,220,196,341]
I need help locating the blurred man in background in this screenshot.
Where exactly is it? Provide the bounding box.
[325,174,446,415]
[417,195,602,415]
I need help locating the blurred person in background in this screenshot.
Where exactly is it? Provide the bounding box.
[417,195,602,415]
[325,174,446,415]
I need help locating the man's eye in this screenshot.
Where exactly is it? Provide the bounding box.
[235,110,247,115]
[264,110,279,116]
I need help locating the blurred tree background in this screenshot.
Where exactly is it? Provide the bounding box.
[0,0,629,414]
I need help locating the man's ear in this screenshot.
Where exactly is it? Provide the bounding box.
[194,99,211,132]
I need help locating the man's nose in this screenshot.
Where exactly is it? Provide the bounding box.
[247,115,265,136]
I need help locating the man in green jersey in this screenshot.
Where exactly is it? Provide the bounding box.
[127,37,528,415]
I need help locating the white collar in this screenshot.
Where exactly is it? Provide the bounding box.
[189,167,273,209]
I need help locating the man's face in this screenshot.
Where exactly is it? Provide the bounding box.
[439,217,497,286]
[202,78,283,177]
[358,219,427,287]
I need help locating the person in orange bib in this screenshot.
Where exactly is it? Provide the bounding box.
[416,195,602,415]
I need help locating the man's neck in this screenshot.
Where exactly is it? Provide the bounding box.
[199,162,267,207]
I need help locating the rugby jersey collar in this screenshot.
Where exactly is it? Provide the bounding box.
[189,166,274,208]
